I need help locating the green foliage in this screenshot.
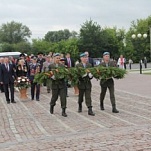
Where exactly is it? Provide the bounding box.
[34,67,127,85]
[0,43,15,52]
[45,29,78,42]
[0,21,31,44]
[13,42,31,54]
[78,19,102,57]
[78,20,125,59]
[34,72,48,84]
[31,39,52,54]
[125,15,151,62]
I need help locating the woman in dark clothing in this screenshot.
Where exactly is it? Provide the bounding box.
[16,59,28,77]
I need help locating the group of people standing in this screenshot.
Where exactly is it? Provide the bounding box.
[0,51,119,117]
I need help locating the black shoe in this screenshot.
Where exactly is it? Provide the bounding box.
[78,104,82,113]
[100,106,105,110]
[36,99,40,101]
[112,108,119,113]
[88,107,95,116]
[62,108,67,117]
[11,101,16,103]
[50,105,54,114]
[62,112,67,117]
[7,99,10,104]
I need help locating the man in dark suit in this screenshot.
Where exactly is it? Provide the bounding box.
[64,53,75,95]
[49,53,67,117]
[85,51,94,67]
[0,57,4,93]
[64,53,75,68]
[76,53,95,116]
[36,52,46,72]
[100,52,119,113]
[0,57,17,104]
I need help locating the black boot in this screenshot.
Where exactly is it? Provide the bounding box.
[88,107,95,116]
[62,108,67,117]
[112,105,119,113]
[100,103,105,110]
[78,103,82,113]
[50,105,54,114]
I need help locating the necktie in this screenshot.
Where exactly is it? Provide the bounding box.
[6,64,9,71]
[68,59,70,68]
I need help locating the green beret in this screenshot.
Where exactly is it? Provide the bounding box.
[80,53,87,57]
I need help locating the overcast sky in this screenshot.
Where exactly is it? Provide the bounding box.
[0,0,151,39]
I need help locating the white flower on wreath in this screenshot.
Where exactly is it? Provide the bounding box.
[22,79,25,82]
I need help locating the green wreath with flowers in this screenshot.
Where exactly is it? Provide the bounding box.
[34,66,127,85]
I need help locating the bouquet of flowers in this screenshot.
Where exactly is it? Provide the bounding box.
[15,76,30,89]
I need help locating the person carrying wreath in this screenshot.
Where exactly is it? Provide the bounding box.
[49,53,67,117]
[76,53,95,116]
[99,52,119,113]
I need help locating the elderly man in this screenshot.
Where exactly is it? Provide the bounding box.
[76,53,95,116]
[0,57,17,104]
[49,53,67,117]
[100,52,119,113]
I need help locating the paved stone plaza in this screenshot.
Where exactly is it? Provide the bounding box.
[0,72,151,151]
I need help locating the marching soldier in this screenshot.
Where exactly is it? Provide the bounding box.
[27,57,41,101]
[100,52,119,113]
[76,53,95,116]
[49,53,67,117]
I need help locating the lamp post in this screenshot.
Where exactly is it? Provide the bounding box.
[131,33,147,74]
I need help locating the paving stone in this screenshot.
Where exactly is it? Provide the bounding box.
[0,73,151,150]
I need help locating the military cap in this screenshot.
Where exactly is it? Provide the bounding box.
[80,53,87,58]
[103,52,110,56]
[19,53,25,57]
[53,53,60,57]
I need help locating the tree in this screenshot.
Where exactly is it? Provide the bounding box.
[0,21,31,44]
[100,27,125,59]
[44,29,77,42]
[31,39,52,54]
[0,43,15,52]
[125,15,151,62]
[13,42,31,54]
[78,19,102,57]
[79,20,124,59]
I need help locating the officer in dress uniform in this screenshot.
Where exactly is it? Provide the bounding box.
[76,53,95,116]
[100,52,119,113]
[49,53,67,117]
[27,57,41,101]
